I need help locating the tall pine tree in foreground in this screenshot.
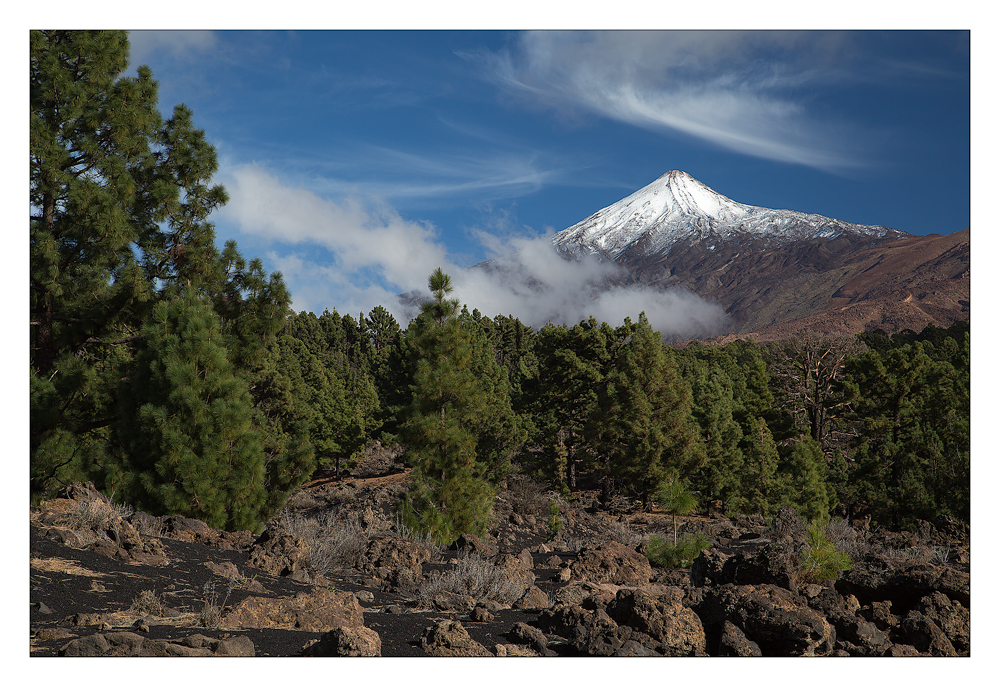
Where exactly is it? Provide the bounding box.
[399,269,495,543]
[112,289,267,531]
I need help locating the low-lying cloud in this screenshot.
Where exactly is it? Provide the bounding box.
[217,163,729,340]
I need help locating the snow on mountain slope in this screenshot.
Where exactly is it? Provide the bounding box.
[553,170,908,259]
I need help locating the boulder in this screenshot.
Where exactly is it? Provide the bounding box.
[492,550,537,590]
[836,553,970,609]
[302,626,382,656]
[606,588,706,656]
[694,584,835,656]
[159,514,255,550]
[824,609,890,657]
[915,591,970,655]
[358,537,432,592]
[420,620,492,657]
[60,632,254,657]
[513,584,551,610]
[506,621,554,656]
[247,526,311,578]
[469,604,494,623]
[690,548,731,587]
[538,603,617,641]
[718,620,762,656]
[430,591,476,613]
[572,624,660,656]
[31,485,169,565]
[222,587,363,632]
[552,581,617,609]
[896,611,958,657]
[494,643,543,656]
[570,540,653,586]
[860,599,899,632]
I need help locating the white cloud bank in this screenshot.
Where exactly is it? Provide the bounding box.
[217,163,729,339]
[476,31,867,171]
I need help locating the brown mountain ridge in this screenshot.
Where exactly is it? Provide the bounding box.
[622,228,969,343]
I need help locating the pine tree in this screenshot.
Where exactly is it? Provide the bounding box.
[459,308,526,484]
[591,314,702,508]
[29,31,281,503]
[113,289,267,531]
[30,30,168,495]
[736,417,781,516]
[526,319,615,492]
[687,365,744,513]
[654,477,699,545]
[399,269,495,542]
[780,435,836,523]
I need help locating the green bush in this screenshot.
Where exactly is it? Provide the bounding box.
[547,499,563,540]
[646,532,711,568]
[798,521,852,583]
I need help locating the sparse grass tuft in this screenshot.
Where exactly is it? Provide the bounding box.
[199,581,231,629]
[69,492,137,543]
[129,589,165,617]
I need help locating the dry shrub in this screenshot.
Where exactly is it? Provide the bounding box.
[505,474,550,519]
[280,509,375,575]
[418,552,525,605]
[199,581,230,629]
[391,515,443,558]
[604,519,644,548]
[70,494,134,541]
[129,589,165,617]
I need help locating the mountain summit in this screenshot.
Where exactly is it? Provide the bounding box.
[553,170,907,261]
[545,170,966,339]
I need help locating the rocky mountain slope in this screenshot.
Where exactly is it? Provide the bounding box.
[552,171,969,339]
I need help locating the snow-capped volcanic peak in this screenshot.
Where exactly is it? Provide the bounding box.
[651,170,750,219]
[553,170,905,259]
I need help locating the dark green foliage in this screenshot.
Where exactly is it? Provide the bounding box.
[654,477,699,545]
[798,521,852,583]
[29,31,307,521]
[458,307,527,483]
[591,314,702,507]
[841,332,970,526]
[30,30,170,495]
[646,532,711,569]
[523,318,622,492]
[398,270,499,543]
[547,499,563,540]
[780,436,837,523]
[734,417,782,516]
[112,290,266,531]
[686,366,744,510]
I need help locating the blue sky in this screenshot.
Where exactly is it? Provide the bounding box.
[123,29,970,326]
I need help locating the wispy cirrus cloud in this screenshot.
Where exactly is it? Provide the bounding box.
[474,31,871,171]
[246,141,568,212]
